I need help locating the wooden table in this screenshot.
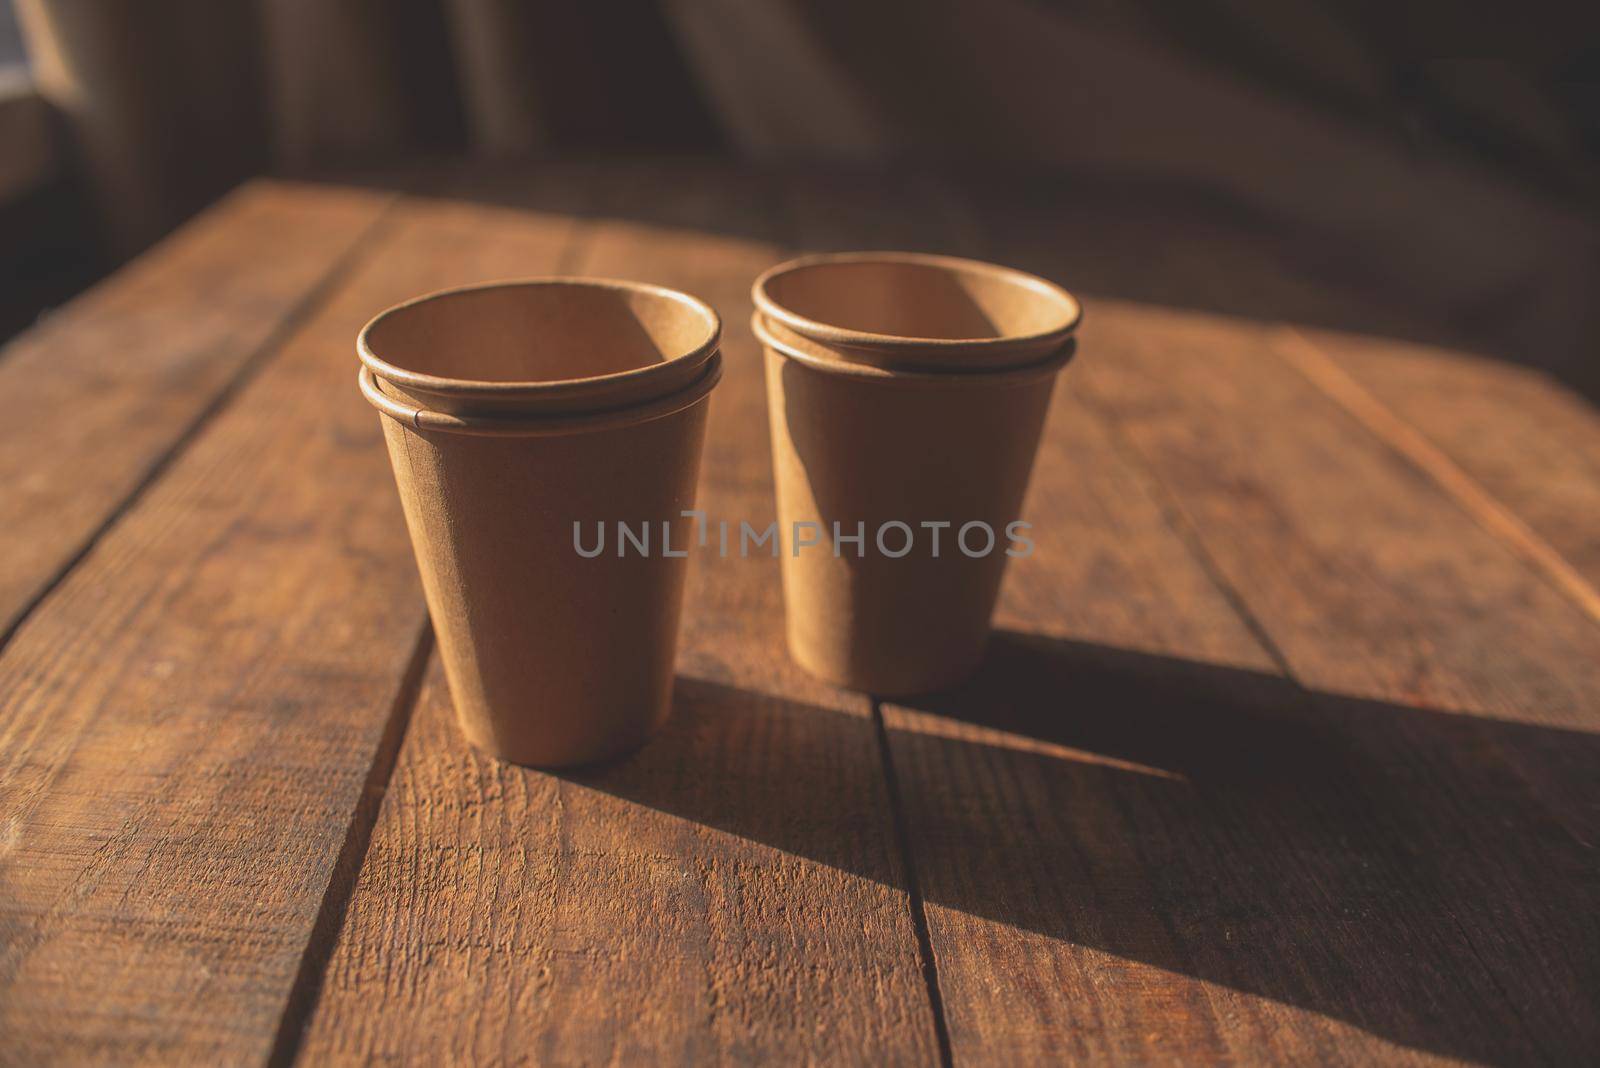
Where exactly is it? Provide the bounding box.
[3,162,1597,1065]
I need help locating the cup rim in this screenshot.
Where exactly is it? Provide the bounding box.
[358,353,722,437]
[357,277,722,403]
[752,311,1074,387]
[751,251,1081,357]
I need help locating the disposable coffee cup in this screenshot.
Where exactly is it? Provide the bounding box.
[359,279,721,766]
[752,252,1079,695]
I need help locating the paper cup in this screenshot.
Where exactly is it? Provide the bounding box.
[359,280,721,767]
[752,253,1078,694]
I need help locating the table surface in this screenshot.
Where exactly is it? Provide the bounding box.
[2,161,1597,1066]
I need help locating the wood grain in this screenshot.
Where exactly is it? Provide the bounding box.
[785,176,1600,1062]
[300,165,940,1064]
[0,190,588,1064]
[1279,325,1600,615]
[0,179,390,642]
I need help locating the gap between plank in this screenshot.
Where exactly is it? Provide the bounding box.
[770,167,954,1061]
[0,196,401,658]
[267,623,434,1068]
[1272,326,1600,630]
[871,697,956,1068]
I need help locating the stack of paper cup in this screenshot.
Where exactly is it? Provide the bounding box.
[753,252,1079,695]
[359,279,721,766]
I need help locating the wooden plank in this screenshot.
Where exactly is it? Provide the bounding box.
[1277,326,1600,620]
[300,165,940,1063]
[1060,300,1600,1062]
[786,177,1600,1062]
[0,179,391,642]
[0,190,589,1064]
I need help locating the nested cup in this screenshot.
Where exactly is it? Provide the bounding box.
[753,253,1079,694]
[359,279,721,766]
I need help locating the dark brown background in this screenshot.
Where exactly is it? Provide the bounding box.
[3,0,1598,395]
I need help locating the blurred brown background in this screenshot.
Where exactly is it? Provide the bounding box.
[2,0,1596,394]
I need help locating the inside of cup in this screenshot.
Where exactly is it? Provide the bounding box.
[365,282,715,383]
[762,258,1076,342]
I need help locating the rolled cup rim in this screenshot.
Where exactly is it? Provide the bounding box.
[358,277,722,413]
[359,351,722,437]
[751,251,1081,367]
[752,312,1072,387]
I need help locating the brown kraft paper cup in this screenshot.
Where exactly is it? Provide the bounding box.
[751,252,1079,695]
[359,279,721,767]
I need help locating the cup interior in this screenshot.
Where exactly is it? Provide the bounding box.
[758,256,1077,343]
[363,281,717,385]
